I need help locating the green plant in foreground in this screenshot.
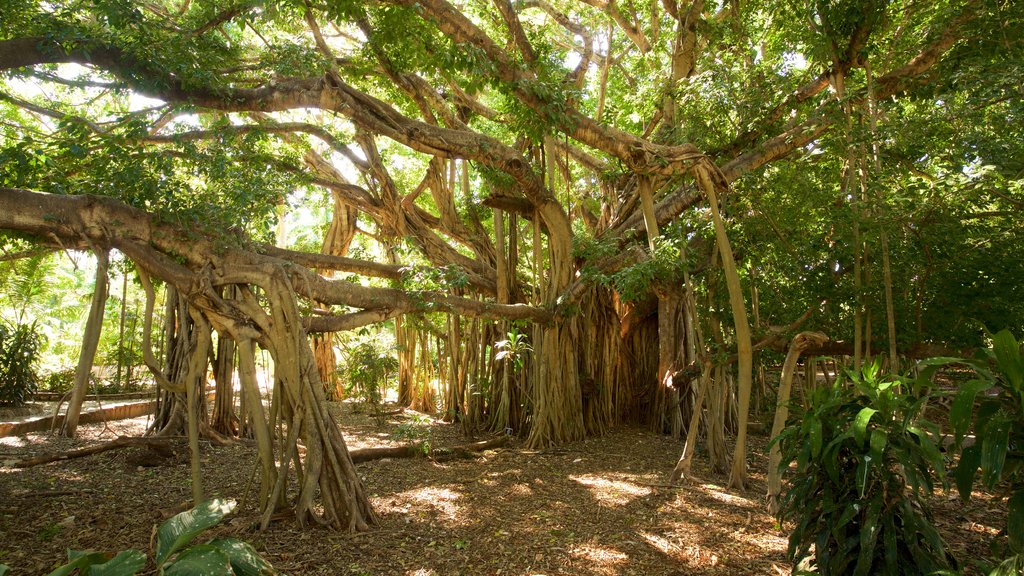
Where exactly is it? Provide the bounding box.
[43,498,277,575]
[947,330,1024,573]
[773,361,952,575]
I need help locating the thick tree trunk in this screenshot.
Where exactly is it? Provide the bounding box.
[396,315,415,406]
[211,329,239,436]
[313,196,358,399]
[525,200,583,448]
[653,291,686,437]
[60,249,110,438]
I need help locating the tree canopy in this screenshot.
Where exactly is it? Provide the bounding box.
[0,0,1021,528]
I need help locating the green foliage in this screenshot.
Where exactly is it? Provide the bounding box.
[40,367,76,394]
[46,549,145,576]
[773,362,952,575]
[399,264,470,295]
[43,499,276,576]
[154,498,236,567]
[494,329,532,372]
[950,330,1024,561]
[0,319,43,406]
[344,335,398,424]
[391,413,434,455]
[608,237,687,302]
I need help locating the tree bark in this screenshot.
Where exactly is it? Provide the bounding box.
[694,166,753,490]
[766,331,829,514]
[60,249,110,438]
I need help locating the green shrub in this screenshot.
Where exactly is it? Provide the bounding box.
[0,320,43,406]
[41,367,76,394]
[949,330,1024,567]
[345,339,398,424]
[391,413,434,454]
[772,361,952,575]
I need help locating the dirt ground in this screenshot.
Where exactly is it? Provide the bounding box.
[0,403,1008,575]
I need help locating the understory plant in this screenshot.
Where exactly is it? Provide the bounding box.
[947,329,1024,574]
[0,319,43,406]
[773,361,952,575]
[42,498,277,575]
[345,335,398,424]
[391,412,434,454]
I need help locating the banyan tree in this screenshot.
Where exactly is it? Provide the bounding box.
[1,0,1018,529]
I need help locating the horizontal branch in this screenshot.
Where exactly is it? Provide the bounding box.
[0,188,555,328]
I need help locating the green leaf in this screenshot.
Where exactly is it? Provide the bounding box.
[46,550,109,576]
[853,497,883,576]
[882,514,898,574]
[155,499,236,566]
[0,564,9,576]
[207,538,277,576]
[981,414,1011,487]
[992,330,1023,389]
[868,429,887,464]
[809,417,823,459]
[955,444,981,501]
[916,356,963,368]
[90,550,146,576]
[908,426,945,477]
[989,554,1024,576]
[834,502,859,532]
[1009,490,1024,553]
[162,545,233,576]
[949,379,993,444]
[853,407,877,445]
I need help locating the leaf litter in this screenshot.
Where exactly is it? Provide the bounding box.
[0,403,1005,575]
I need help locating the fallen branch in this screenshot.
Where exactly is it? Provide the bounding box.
[9,436,182,468]
[349,436,509,463]
[10,488,96,498]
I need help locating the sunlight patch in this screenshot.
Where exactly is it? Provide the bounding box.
[639,530,677,555]
[701,484,755,508]
[394,486,464,522]
[506,482,533,497]
[0,436,28,448]
[964,521,1000,536]
[569,543,628,568]
[570,474,652,506]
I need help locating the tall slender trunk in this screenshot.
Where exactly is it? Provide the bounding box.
[184,309,212,504]
[767,332,829,513]
[116,268,128,389]
[694,166,753,490]
[61,249,110,438]
[867,60,899,373]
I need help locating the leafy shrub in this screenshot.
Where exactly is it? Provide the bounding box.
[41,367,77,395]
[773,361,953,575]
[948,330,1024,568]
[391,412,434,455]
[0,320,43,406]
[494,329,531,371]
[345,338,398,424]
[43,498,276,575]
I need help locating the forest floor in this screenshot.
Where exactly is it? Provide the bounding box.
[0,402,1008,575]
